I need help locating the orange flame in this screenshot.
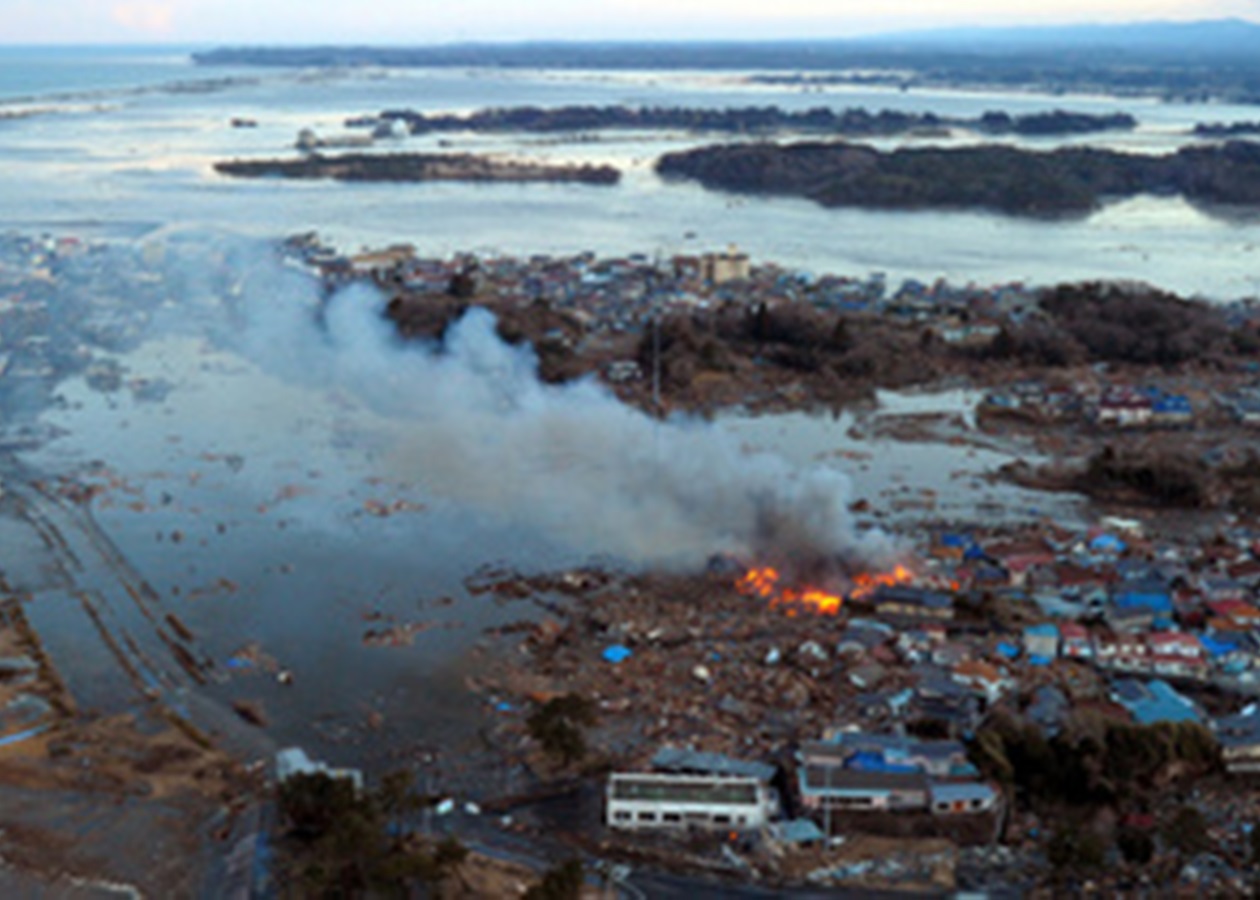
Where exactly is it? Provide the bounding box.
[736,566,843,616]
[738,562,923,616]
[849,564,916,600]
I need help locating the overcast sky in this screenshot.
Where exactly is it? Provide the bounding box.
[2,0,1259,44]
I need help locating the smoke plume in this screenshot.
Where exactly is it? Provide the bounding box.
[171,235,891,569]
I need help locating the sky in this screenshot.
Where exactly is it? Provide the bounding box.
[2,0,1260,44]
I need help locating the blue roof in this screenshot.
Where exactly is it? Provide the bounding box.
[1025,624,1060,638]
[1200,634,1240,658]
[1114,590,1173,613]
[1113,678,1202,726]
[1153,396,1192,413]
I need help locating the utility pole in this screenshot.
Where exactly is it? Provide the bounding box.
[652,312,661,418]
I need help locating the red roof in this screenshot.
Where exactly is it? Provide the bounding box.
[1059,622,1090,640]
[1208,599,1260,620]
[1147,632,1202,651]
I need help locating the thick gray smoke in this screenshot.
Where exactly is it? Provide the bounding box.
[183,236,891,569]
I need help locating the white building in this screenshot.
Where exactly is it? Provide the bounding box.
[276,747,364,793]
[605,773,776,832]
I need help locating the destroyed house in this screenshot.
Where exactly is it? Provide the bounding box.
[869,586,954,621]
[1213,709,1260,774]
[605,773,775,831]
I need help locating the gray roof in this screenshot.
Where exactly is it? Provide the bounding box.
[929,782,997,804]
[774,819,826,844]
[1214,710,1260,749]
[651,747,776,782]
[800,767,929,794]
[872,586,953,610]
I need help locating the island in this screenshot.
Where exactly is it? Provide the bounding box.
[212,152,621,185]
[365,104,1136,138]
[656,139,1260,216]
[1193,120,1260,138]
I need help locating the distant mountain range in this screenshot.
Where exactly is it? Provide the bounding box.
[859,17,1260,59]
[193,20,1260,99]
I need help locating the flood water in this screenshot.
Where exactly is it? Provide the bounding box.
[0,47,1232,774]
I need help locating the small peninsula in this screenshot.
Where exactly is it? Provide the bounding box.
[213,152,621,185]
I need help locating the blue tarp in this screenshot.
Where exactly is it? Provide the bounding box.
[1153,395,1192,413]
[1114,591,1173,613]
[844,750,920,774]
[1200,635,1239,658]
[602,645,633,664]
[1090,534,1127,554]
[996,642,1020,659]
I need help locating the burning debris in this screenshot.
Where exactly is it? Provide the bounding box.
[736,562,918,617]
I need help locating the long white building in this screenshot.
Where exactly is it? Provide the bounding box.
[605,772,776,832]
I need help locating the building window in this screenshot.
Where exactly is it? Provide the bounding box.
[663,813,682,824]
[613,811,631,822]
[637,812,656,822]
[971,799,984,809]
[714,815,731,825]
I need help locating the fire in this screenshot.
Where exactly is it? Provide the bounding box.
[736,566,843,616]
[849,564,916,599]
[737,562,921,616]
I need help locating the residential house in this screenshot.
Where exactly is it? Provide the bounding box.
[952,659,1012,705]
[1059,621,1094,659]
[818,733,976,779]
[1201,633,1257,675]
[1110,678,1203,726]
[1023,623,1060,662]
[908,665,983,735]
[1094,632,1148,671]
[848,661,889,691]
[1145,632,1208,678]
[1200,576,1248,604]
[869,586,954,621]
[1213,707,1260,775]
[1027,685,1070,738]
[1095,387,1153,428]
[1151,394,1194,428]
[836,620,894,657]
[1207,599,1260,631]
[929,782,999,815]
[797,767,930,818]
